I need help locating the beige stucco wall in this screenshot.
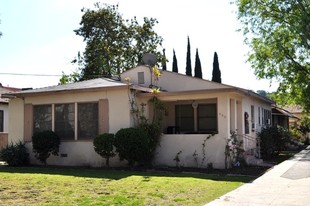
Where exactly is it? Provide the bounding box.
[121,66,231,92]
[8,87,132,166]
[8,98,24,143]
[22,88,131,134]
[154,134,227,169]
[25,142,127,167]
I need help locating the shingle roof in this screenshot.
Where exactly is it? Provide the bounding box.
[2,78,127,98]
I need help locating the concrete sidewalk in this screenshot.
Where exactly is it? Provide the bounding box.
[206,146,310,206]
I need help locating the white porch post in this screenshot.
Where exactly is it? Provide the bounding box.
[230,98,237,132]
[217,95,230,138]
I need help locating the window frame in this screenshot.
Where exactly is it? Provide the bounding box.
[0,110,3,132]
[32,101,100,141]
[175,102,218,134]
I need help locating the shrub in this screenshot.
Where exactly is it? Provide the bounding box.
[93,133,116,167]
[258,126,291,159]
[139,122,161,165]
[32,130,60,165]
[0,141,29,166]
[114,127,149,167]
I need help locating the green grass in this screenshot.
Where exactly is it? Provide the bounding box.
[0,166,254,206]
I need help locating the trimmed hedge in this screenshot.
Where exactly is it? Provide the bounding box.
[32,130,60,165]
[93,133,115,167]
[114,127,149,167]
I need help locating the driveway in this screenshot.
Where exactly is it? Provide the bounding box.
[206,146,310,206]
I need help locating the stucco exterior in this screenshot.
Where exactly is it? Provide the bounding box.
[4,67,274,169]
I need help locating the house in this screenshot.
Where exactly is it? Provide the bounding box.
[272,105,299,130]
[3,66,274,168]
[0,84,21,149]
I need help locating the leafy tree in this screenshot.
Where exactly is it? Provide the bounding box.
[212,52,221,83]
[74,3,164,80]
[194,48,202,78]
[162,49,167,71]
[235,0,310,112]
[172,49,179,73]
[185,36,192,76]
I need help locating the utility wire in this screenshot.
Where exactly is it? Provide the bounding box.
[0,72,62,77]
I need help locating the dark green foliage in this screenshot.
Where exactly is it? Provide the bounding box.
[0,141,29,166]
[74,3,164,80]
[236,0,310,112]
[93,133,115,167]
[114,128,149,167]
[172,49,178,73]
[194,48,202,78]
[185,36,192,76]
[162,49,167,71]
[258,126,291,159]
[139,123,161,165]
[32,130,61,165]
[212,52,221,83]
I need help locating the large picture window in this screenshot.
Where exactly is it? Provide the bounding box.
[198,104,217,133]
[175,104,194,133]
[175,103,218,134]
[55,103,75,140]
[33,105,52,133]
[78,102,98,140]
[32,102,99,141]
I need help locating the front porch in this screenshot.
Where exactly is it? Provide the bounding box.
[139,91,260,169]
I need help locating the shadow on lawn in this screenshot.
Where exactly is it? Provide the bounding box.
[0,165,260,183]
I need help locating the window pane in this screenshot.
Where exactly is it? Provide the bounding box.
[175,105,194,133]
[78,103,98,140]
[33,105,52,133]
[198,104,217,133]
[0,110,3,132]
[55,104,75,140]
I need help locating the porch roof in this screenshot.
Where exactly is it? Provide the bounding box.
[136,86,275,104]
[1,77,128,98]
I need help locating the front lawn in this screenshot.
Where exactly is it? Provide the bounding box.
[0,166,254,206]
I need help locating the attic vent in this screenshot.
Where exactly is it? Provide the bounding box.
[138,72,145,84]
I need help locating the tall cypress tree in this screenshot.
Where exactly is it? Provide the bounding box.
[194,48,202,78]
[185,36,192,76]
[212,52,222,83]
[172,49,178,73]
[162,48,167,71]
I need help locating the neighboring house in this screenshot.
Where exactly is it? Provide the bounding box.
[272,105,299,130]
[3,66,274,168]
[0,84,21,149]
[285,105,310,139]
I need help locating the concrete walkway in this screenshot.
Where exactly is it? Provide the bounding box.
[206,146,310,206]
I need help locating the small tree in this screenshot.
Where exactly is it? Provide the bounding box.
[32,130,61,165]
[212,52,221,83]
[93,133,115,167]
[185,36,192,76]
[172,49,178,73]
[194,48,202,78]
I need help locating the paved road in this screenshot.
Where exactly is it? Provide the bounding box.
[206,146,310,206]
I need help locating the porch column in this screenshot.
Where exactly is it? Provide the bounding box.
[217,95,230,137]
[230,99,237,132]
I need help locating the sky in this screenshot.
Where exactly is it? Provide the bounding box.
[0,0,278,92]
